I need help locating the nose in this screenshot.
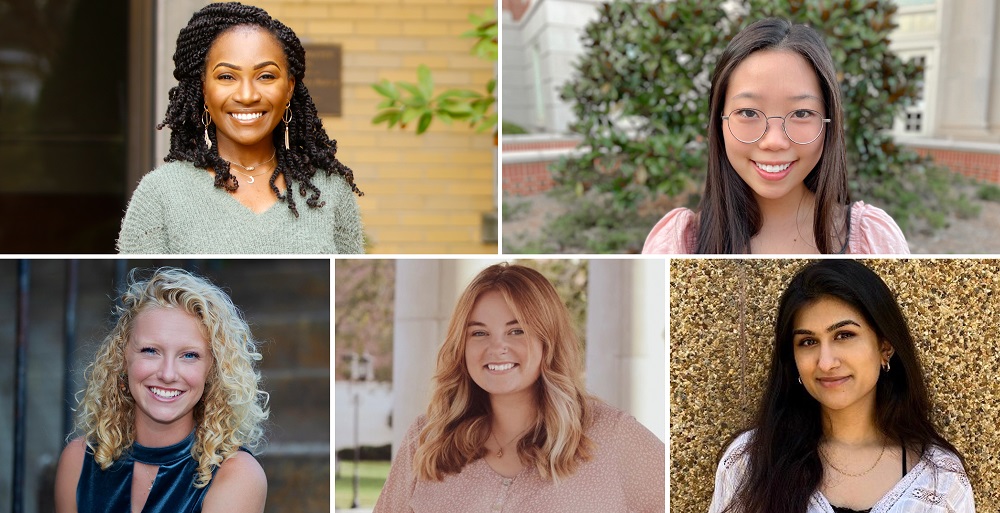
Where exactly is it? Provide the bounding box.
[487,335,509,356]
[234,77,262,104]
[757,116,791,151]
[817,342,840,372]
[158,357,178,383]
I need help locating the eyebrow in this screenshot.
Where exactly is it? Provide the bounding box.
[792,319,861,336]
[729,92,823,102]
[466,320,520,327]
[212,61,281,71]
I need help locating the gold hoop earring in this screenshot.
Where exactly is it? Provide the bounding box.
[202,105,213,150]
[283,102,292,150]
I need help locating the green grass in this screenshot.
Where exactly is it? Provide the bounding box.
[334,460,391,509]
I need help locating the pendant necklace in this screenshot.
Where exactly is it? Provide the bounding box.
[226,149,276,184]
[490,425,533,459]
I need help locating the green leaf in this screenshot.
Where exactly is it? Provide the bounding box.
[417,65,434,98]
[416,112,433,134]
[371,80,398,100]
[400,107,424,124]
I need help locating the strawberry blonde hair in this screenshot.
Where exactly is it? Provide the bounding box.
[413,263,593,482]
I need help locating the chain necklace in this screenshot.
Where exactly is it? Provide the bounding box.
[819,442,886,478]
[490,425,533,459]
[143,464,156,491]
[224,149,276,184]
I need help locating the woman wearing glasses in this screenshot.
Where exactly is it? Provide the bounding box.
[642,18,908,254]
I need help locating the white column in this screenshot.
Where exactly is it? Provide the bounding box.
[389,260,449,459]
[585,260,632,409]
[629,259,666,442]
[585,260,665,442]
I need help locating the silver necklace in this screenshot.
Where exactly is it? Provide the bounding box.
[225,150,276,184]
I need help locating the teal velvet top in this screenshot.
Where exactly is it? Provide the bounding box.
[76,431,233,513]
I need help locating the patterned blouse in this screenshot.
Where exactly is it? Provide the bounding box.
[708,430,975,513]
[373,400,665,512]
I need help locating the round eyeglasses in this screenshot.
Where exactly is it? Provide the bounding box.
[722,108,831,145]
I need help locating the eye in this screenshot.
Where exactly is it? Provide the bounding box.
[508,328,525,336]
[181,351,201,360]
[140,347,158,355]
[733,108,760,119]
[258,72,277,80]
[834,331,855,340]
[469,329,488,337]
[790,109,818,119]
[796,337,817,347]
[217,73,236,81]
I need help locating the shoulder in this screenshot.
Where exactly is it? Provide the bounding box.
[55,437,88,513]
[719,430,754,471]
[586,399,664,449]
[917,445,975,508]
[202,451,266,513]
[643,207,697,254]
[139,161,204,184]
[847,201,910,254]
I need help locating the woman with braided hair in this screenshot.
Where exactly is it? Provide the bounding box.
[117,2,364,254]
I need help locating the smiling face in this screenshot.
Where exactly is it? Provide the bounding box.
[126,307,213,438]
[722,49,826,203]
[792,296,892,417]
[203,25,295,155]
[464,290,544,401]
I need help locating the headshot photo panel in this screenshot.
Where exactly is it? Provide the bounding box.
[669,259,995,512]
[334,258,665,512]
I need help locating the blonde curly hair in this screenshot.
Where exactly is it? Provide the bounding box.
[75,267,268,488]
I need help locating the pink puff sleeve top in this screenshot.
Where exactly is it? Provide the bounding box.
[641,201,909,254]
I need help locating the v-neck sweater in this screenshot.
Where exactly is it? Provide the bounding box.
[117,161,364,254]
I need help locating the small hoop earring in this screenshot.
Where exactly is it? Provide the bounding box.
[882,359,891,372]
[283,102,292,150]
[797,376,802,385]
[119,373,130,395]
[202,104,213,150]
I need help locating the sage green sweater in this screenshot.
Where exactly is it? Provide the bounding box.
[116,161,364,254]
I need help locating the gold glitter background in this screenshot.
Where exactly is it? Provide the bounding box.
[669,259,999,512]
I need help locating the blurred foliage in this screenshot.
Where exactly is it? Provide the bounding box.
[502,120,530,135]
[541,0,971,253]
[371,8,497,135]
[335,259,395,382]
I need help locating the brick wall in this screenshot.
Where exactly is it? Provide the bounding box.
[913,147,1000,184]
[246,0,496,254]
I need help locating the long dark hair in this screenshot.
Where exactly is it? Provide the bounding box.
[696,18,849,253]
[158,2,362,218]
[723,260,963,512]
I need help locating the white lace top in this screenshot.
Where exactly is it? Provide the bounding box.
[709,430,975,513]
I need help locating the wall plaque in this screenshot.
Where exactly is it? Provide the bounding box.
[303,44,342,117]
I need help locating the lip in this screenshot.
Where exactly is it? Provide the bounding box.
[148,386,186,402]
[484,362,518,374]
[816,376,850,388]
[752,159,795,181]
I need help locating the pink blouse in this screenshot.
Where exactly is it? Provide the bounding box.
[641,201,910,254]
[373,401,665,512]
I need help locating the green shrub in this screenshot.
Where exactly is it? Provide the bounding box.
[539,0,970,253]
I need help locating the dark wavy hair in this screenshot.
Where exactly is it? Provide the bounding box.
[157,2,362,217]
[697,18,850,253]
[721,260,964,512]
